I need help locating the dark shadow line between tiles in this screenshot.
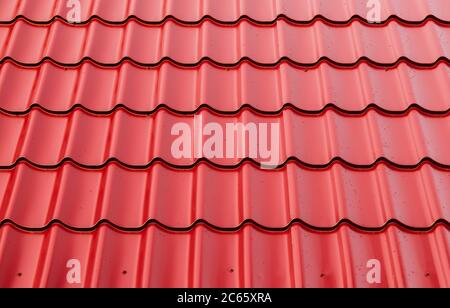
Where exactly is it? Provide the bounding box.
[0,218,448,234]
[0,56,448,70]
[3,57,448,71]
[1,103,450,118]
[0,14,448,27]
[2,157,450,171]
[3,158,450,173]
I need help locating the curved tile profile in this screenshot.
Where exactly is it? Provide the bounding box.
[0,161,448,230]
[2,14,449,28]
[0,224,448,288]
[0,0,448,290]
[0,61,448,115]
[0,0,449,25]
[0,108,450,168]
[0,19,448,66]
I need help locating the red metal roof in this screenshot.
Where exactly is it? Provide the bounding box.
[1,0,449,24]
[0,224,448,288]
[1,19,447,65]
[0,0,448,288]
[0,61,448,114]
[0,162,448,230]
[1,108,450,167]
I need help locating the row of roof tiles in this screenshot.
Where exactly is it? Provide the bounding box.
[0,108,449,167]
[1,19,448,65]
[0,61,448,114]
[1,0,449,24]
[0,162,448,230]
[0,224,448,288]
[0,1,448,289]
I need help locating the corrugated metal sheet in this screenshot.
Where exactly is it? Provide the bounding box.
[0,0,448,288]
[1,0,449,24]
[0,162,448,230]
[0,61,448,114]
[0,108,449,167]
[1,19,447,65]
[0,224,448,288]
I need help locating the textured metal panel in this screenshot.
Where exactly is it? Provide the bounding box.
[0,0,448,289]
[0,224,448,288]
[0,162,448,230]
[0,61,448,114]
[0,108,449,167]
[0,0,448,23]
[0,19,447,65]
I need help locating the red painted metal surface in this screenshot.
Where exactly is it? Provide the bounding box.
[0,0,448,23]
[0,61,448,113]
[0,224,448,288]
[0,162,448,230]
[0,19,447,65]
[0,108,449,167]
[0,0,448,288]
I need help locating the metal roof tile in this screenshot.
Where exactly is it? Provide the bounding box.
[1,19,447,65]
[0,0,448,289]
[0,0,448,24]
[0,61,448,114]
[0,224,448,288]
[0,162,448,230]
[0,109,449,167]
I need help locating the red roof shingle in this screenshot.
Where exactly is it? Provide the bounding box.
[1,0,449,24]
[0,224,448,288]
[0,162,448,230]
[1,19,447,65]
[0,0,448,288]
[1,109,450,167]
[0,61,448,114]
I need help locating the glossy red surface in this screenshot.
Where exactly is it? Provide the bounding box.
[0,19,447,65]
[0,224,448,288]
[0,108,449,167]
[0,61,448,113]
[0,0,448,288]
[0,0,448,23]
[0,162,448,230]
